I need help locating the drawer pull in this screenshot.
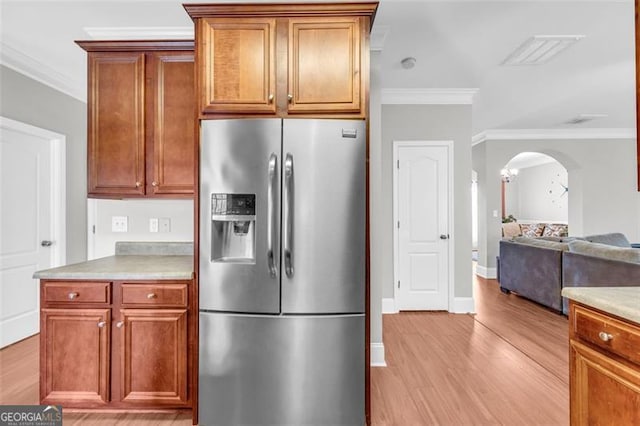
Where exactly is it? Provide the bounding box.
[147,293,157,299]
[97,321,106,328]
[116,321,124,328]
[598,331,613,342]
[68,292,79,300]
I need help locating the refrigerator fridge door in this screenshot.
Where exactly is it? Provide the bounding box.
[199,312,365,426]
[281,119,366,314]
[200,119,282,313]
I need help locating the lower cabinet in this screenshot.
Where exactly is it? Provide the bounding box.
[41,308,111,406]
[39,280,194,412]
[568,301,640,425]
[119,309,188,404]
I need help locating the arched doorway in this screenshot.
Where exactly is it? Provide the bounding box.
[501,152,569,236]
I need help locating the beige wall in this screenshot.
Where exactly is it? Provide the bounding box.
[380,105,474,302]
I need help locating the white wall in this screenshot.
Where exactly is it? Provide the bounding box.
[474,137,639,271]
[89,199,194,259]
[513,162,568,223]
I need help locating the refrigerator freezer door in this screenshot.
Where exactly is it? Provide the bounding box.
[282,119,366,314]
[200,119,281,313]
[199,312,365,426]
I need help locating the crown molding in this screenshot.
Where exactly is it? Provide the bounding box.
[0,41,85,102]
[83,26,194,40]
[472,128,637,145]
[381,88,479,105]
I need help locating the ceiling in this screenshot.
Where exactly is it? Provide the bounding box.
[1,0,636,135]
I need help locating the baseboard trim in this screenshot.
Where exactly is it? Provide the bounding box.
[371,343,387,367]
[451,297,476,314]
[476,265,497,279]
[382,298,398,314]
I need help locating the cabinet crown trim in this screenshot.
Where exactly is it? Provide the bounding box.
[76,40,195,52]
[184,2,378,20]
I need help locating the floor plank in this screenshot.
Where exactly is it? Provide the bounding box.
[1,273,569,425]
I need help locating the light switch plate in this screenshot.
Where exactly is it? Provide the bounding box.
[112,216,128,232]
[149,218,159,233]
[159,217,171,233]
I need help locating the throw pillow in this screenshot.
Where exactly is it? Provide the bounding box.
[521,223,545,238]
[502,222,522,238]
[543,223,568,237]
[568,240,640,264]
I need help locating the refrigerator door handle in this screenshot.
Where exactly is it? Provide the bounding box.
[267,153,278,278]
[284,153,294,278]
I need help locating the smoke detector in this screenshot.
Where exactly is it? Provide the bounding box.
[502,35,585,66]
[565,113,608,125]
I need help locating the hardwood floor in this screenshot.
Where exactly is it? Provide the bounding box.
[371,273,569,425]
[1,274,568,425]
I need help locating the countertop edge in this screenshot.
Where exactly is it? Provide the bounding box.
[562,287,640,325]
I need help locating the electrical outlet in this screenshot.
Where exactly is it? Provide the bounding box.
[149,218,159,233]
[112,216,128,232]
[159,217,171,233]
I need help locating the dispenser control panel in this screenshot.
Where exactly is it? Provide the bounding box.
[211,194,255,217]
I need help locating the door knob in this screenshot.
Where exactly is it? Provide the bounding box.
[440,234,449,240]
[41,240,53,247]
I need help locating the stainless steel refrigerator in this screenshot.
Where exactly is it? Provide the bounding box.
[199,118,365,426]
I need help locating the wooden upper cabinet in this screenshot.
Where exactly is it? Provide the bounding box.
[287,17,361,114]
[185,2,377,118]
[77,40,195,199]
[88,52,146,196]
[199,18,277,114]
[147,52,196,195]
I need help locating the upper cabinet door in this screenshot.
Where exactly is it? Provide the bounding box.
[147,52,196,195]
[199,18,277,115]
[287,17,361,114]
[88,52,146,196]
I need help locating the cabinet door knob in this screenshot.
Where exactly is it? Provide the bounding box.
[287,94,293,103]
[147,293,157,299]
[598,331,613,342]
[135,181,142,188]
[97,321,106,328]
[151,181,158,187]
[68,292,79,300]
[116,321,124,328]
[268,94,274,103]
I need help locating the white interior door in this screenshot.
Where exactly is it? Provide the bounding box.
[394,142,451,311]
[0,117,65,348]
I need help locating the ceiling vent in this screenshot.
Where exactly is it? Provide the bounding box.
[502,35,585,66]
[565,113,608,125]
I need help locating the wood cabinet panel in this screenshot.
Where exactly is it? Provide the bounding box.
[148,52,196,195]
[88,52,145,196]
[119,309,188,405]
[287,17,361,113]
[41,308,110,405]
[121,282,188,307]
[199,18,276,114]
[570,340,640,425]
[43,281,111,304]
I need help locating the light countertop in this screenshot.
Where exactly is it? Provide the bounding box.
[562,287,640,324]
[33,241,194,280]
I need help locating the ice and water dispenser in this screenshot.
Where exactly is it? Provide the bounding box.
[210,194,256,263]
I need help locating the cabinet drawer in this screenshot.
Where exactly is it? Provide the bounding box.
[121,282,188,307]
[573,304,640,365]
[43,281,111,304]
